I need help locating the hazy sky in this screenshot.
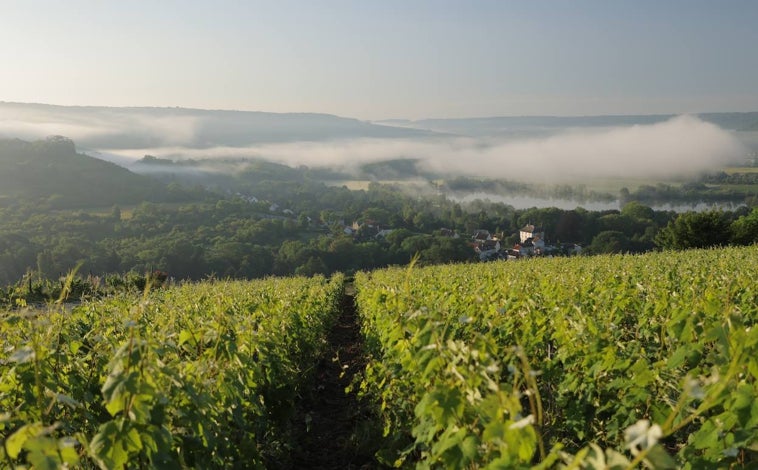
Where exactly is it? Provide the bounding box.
[1,0,757,119]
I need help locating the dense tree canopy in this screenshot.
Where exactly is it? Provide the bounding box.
[655,211,733,250]
[731,208,758,245]
[0,173,754,285]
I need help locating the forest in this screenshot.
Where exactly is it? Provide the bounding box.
[1,180,757,287]
[0,136,757,287]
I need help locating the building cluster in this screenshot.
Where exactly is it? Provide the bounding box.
[235,191,584,261]
[472,224,582,261]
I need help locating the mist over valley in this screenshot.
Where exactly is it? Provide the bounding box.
[1,102,755,190]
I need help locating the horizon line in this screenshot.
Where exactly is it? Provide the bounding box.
[3,100,758,123]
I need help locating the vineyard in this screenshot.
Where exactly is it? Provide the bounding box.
[1,246,757,469]
[0,274,344,468]
[355,245,758,468]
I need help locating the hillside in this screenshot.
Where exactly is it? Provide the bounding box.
[0,102,436,151]
[3,102,756,156]
[0,137,176,208]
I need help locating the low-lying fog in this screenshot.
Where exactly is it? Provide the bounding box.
[0,103,751,182]
[108,116,748,182]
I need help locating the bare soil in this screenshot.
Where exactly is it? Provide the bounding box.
[288,287,383,469]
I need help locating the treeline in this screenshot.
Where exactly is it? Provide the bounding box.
[443,177,616,202]
[699,170,758,185]
[443,176,757,205]
[621,182,758,205]
[0,181,756,285]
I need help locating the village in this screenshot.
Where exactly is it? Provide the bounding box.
[469,224,583,261]
[240,190,587,263]
[338,215,583,261]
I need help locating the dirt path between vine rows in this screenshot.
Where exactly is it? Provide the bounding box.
[289,285,382,469]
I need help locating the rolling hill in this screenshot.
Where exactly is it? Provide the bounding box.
[0,101,437,151]
[0,137,177,208]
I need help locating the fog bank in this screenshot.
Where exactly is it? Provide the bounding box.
[109,116,747,182]
[0,103,747,182]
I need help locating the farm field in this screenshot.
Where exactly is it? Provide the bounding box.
[0,274,344,468]
[355,245,758,468]
[2,246,758,469]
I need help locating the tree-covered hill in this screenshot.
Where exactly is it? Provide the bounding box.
[0,137,188,208]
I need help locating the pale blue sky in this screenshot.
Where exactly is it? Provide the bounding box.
[1,0,756,119]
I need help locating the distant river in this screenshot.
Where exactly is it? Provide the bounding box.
[451,193,746,213]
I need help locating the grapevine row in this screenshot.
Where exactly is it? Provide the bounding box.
[355,246,758,468]
[0,274,344,468]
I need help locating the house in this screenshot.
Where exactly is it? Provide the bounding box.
[472,229,492,242]
[476,239,501,260]
[532,236,546,255]
[505,249,520,260]
[351,220,383,238]
[516,239,534,256]
[235,193,259,203]
[480,239,500,252]
[440,228,460,238]
[352,219,381,231]
[519,224,544,244]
